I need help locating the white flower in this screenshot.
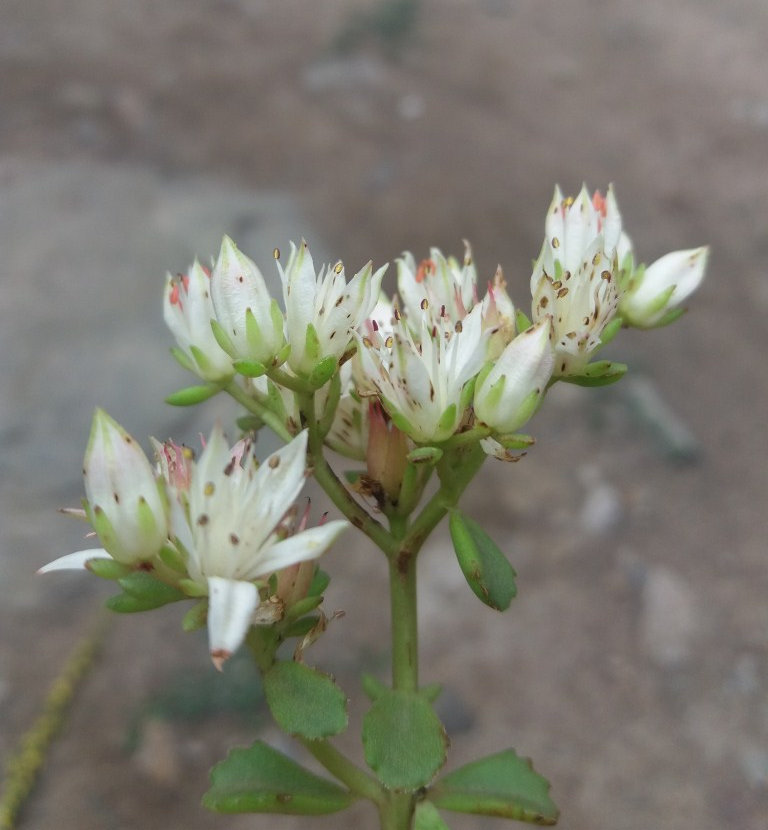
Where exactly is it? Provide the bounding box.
[277,240,387,378]
[40,410,169,572]
[531,186,621,376]
[396,243,516,354]
[169,428,347,667]
[359,304,488,443]
[163,260,235,381]
[619,246,708,328]
[209,236,286,367]
[474,321,554,436]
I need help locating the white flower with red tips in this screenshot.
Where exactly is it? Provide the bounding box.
[531,186,622,377]
[163,260,235,381]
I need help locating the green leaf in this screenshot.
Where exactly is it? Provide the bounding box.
[448,511,517,611]
[560,361,627,388]
[165,384,221,406]
[203,740,353,815]
[308,568,331,596]
[263,661,348,739]
[430,749,558,825]
[170,346,195,373]
[282,615,320,638]
[362,689,447,790]
[414,800,451,830]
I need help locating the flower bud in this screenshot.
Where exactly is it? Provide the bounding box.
[619,247,708,328]
[84,409,169,564]
[210,236,286,366]
[366,401,409,503]
[163,261,234,381]
[474,321,554,434]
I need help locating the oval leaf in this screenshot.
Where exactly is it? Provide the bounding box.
[203,740,353,815]
[362,689,447,790]
[263,661,348,739]
[448,512,517,611]
[560,361,627,387]
[430,749,558,825]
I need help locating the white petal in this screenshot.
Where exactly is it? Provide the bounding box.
[252,521,349,577]
[207,576,260,670]
[38,548,110,573]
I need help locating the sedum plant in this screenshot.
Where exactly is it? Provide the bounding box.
[41,185,707,829]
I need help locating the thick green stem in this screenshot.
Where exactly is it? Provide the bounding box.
[388,550,419,693]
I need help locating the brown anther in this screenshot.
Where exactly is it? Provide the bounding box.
[269,455,280,469]
[557,287,569,299]
[420,298,429,310]
[273,247,280,260]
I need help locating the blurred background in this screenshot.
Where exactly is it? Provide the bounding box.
[1,1,767,828]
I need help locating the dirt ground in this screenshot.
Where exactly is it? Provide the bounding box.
[2,1,768,828]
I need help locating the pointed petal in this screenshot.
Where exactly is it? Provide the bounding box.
[38,548,110,574]
[207,576,260,670]
[252,521,349,577]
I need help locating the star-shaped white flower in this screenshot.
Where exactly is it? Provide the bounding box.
[169,428,348,668]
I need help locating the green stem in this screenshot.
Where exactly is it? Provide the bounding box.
[224,381,293,443]
[378,791,416,830]
[301,738,385,807]
[269,366,314,394]
[388,549,419,693]
[301,391,398,557]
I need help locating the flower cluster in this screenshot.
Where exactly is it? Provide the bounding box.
[41,410,347,668]
[43,184,707,667]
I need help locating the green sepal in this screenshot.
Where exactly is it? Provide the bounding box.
[182,600,208,632]
[244,307,263,359]
[561,361,627,388]
[178,578,209,597]
[493,433,535,450]
[363,689,447,790]
[282,615,320,638]
[210,318,237,357]
[436,403,458,438]
[407,446,443,465]
[85,558,132,580]
[598,315,623,346]
[165,384,221,406]
[236,415,264,433]
[203,740,354,815]
[283,594,324,623]
[135,497,161,543]
[158,543,187,574]
[189,344,215,376]
[114,571,187,608]
[388,408,415,438]
[308,355,338,389]
[458,376,477,413]
[170,346,196,373]
[414,801,451,830]
[262,661,348,739]
[308,568,331,596]
[430,749,558,825]
[233,359,267,378]
[651,305,686,329]
[89,505,117,553]
[515,309,532,332]
[270,299,286,348]
[448,511,517,611]
[642,283,677,319]
[303,323,322,367]
[274,341,292,368]
[361,672,388,702]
